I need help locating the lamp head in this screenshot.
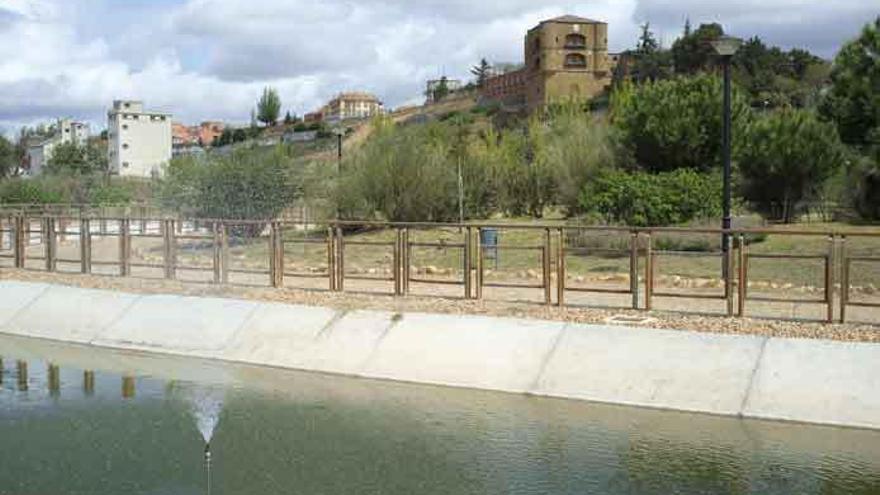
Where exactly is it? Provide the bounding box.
[712,36,743,57]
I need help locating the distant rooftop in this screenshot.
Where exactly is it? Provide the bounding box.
[546,15,604,24]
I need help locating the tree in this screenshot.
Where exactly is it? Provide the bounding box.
[0,135,15,178]
[160,147,300,235]
[46,141,107,176]
[672,23,724,75]
[257,87,281,127]
[733,36,829,109]
[738,109,847,223]
[471,58,492,88]
[820,17,880,148]
[611,74,751,172]
[630,23,673,83]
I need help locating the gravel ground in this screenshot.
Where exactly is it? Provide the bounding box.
[1,267,878,343]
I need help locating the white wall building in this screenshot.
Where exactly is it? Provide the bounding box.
[26,118,90,176]
[323,92,383,123]
[107,100,172,178]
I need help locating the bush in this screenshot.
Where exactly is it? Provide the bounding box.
[337,119,462,221]
[535,105,624,214]
[611,74,751,172]
[579,169,722,226]
[0,178,66,204]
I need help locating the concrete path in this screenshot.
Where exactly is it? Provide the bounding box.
[0,280,877,430]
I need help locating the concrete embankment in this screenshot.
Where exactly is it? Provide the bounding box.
[1,280,878,429]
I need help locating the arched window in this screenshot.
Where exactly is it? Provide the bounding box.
[564,53,587,68]
[565,34,586,48]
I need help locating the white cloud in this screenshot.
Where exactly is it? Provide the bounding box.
[0,0,875,136]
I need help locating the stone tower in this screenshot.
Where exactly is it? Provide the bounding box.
[524,15,612,111]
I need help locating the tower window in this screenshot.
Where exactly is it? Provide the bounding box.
[565,34,587,49]
[564,53,587,68]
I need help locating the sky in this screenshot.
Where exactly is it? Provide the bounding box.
[0,0,875,135]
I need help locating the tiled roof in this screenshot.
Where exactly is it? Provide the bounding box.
[546,15,604,24]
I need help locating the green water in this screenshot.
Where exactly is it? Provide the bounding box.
[1,334,879,495]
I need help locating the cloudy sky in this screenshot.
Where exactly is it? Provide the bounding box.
[0,0,875,134]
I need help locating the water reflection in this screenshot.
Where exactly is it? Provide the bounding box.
[83,370,95,395]
[16,359,27,391]
[1,334,880,495]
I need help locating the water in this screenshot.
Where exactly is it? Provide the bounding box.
[1,334,879,495]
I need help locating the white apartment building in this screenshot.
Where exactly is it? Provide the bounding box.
[107,100,172,178]
[26,118,90,175]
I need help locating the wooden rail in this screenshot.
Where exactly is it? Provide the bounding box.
[1,212,878,324]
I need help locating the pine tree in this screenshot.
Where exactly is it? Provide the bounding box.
[470,58,492,88]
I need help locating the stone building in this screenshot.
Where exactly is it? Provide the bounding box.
[481,15,614,112]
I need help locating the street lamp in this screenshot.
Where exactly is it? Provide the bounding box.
[711,36,742,273]
[334,127,345,219]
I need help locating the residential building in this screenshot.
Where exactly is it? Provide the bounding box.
[480,15,615,112]
[25,119,90,176]
[107,100,172,178]
[323,92,383,123]
[172,121,225,146]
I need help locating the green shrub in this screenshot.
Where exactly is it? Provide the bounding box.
[579,169,722,226]
[0,178,66,204]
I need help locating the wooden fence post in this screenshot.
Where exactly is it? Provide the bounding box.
[403,228,411,295]
[164,219,176,280]
[327,226,336,291]
[826,235,835,323]
[45,217,56,272]
[213,223,222,284]
[220,223,229,284]
[119,218,131,277]
[644,233,653,311]
[14,216,24,268]
[726,235,735,317]
[475,228,484,300]
[269,222,283,288]
[630,232,639,310]
[464,227,472,299]
[543,228,552,305]
[80,218,91,274]
[839,235,848,324]
[738,234,747,317]
[336,227,345,292]
[557,228,566,307]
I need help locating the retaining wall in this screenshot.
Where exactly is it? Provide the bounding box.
[1,280,878,429]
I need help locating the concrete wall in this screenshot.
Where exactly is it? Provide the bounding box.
[1,280,878,430]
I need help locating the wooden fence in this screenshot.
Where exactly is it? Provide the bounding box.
[1,213,878,324]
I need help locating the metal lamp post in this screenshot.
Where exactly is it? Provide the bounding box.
[711,36,742,273]
[334,127,345,219]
